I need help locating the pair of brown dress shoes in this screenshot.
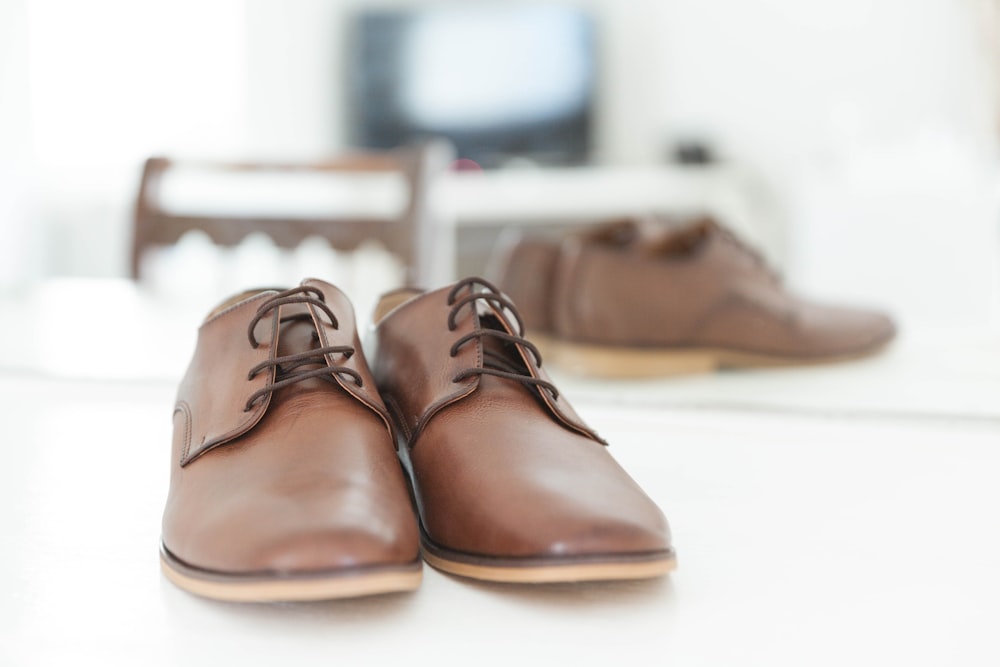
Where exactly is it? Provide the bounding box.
[161,217,894,601]
[160,277,675,602]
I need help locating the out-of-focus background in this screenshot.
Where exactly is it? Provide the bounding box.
[1,0,998,331]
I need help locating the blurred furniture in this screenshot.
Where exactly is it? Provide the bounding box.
[130,140,454,286]
[439,163,780,279]
[444,164,754,225]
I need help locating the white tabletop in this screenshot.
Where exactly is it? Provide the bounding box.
[1,279,998,666]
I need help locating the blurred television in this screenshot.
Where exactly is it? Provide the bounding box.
[347,5,596,168]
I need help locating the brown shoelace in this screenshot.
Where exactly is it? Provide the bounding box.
[446,277,558,400]
[243,286,361,412]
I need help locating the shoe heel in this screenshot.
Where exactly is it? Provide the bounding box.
[547,340,719,378]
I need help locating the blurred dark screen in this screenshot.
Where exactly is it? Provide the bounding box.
[348,4,596,168]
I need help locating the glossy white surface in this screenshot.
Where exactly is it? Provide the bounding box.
[0,283,998,666]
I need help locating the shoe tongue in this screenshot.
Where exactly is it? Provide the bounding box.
[273,304,330,387]
[585,217,644,247]
[276,318,319,358]
[643,217,716,259]
[478,313,528,375]
[274,304,319,357]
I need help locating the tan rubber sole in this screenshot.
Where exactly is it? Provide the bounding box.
[542,337,889,379]
[160,547,422,602]
[420,534,676,584]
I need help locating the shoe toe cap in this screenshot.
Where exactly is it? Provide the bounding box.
[164,499,419,576]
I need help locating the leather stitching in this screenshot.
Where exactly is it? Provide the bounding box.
[174,401,193,465]
[182,307,278,466]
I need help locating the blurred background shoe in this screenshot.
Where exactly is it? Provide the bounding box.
[494,216,896,378]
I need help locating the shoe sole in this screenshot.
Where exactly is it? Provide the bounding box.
[420,534,676,584]
[159,544,422,602]
[538,335,890,378]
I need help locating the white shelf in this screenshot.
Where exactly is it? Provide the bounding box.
[442,164,740,224]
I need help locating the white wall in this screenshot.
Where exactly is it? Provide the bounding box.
[2,0,249,281]
[658,0,998,162]
[243,0,344,157]
[0,0,37,287]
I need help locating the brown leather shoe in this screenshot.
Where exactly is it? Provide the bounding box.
[496,216,896,377]
[368,277,675,583]
[160,279,421,601]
